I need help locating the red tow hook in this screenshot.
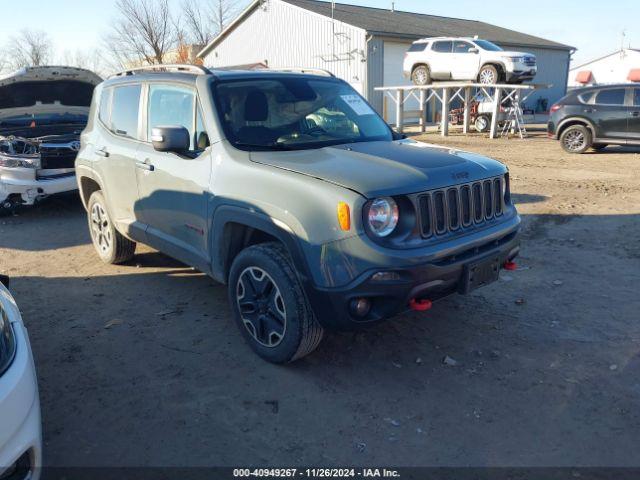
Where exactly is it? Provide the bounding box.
[503,261,517,271]
[410,298,433,311]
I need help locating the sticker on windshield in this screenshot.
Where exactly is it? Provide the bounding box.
[341,95,375,116]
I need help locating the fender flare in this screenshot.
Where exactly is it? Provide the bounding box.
[210,204,312,286]
[556,117,597,137]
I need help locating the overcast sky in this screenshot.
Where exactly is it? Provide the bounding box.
[0,0,636,67]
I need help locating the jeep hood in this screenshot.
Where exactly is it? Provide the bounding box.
[250,140,507,198]
[0,66,101,123]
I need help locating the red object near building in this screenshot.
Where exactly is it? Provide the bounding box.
[575,70,593,84]
[627,69,640,82]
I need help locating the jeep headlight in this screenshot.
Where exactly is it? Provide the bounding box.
[0,154,41,169]
[0,304,17,376]
[366,197,399,237]
[503,56,524,63]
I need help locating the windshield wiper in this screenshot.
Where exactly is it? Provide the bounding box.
[233,141,290,151]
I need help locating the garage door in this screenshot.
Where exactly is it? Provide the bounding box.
[383,41,420,121]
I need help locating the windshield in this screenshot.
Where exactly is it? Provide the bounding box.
[474,40,503,52]
[213,77,392,151]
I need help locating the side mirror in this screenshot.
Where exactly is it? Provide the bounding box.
[151,126,190,153]
[469,47,479,54]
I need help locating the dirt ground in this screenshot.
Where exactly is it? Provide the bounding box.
[1,131,639,469]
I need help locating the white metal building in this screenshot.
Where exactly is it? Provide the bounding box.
[569,48,640,87]
[198,0,573,115]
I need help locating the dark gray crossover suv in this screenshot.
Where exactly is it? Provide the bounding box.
[548,84,640,153]
[76,65,521,363]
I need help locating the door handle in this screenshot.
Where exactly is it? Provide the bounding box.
[583,108,597,113]
[136,160,155,172]
[95,147,109,158]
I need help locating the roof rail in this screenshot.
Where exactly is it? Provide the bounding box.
[110,64,212,78]
[273,67,335,77]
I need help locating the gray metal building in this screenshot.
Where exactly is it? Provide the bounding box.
[198,0,573,115]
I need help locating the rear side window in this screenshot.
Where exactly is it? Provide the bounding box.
[98,88,112,125]
[634,89,640,106]
[594,89,626,106]
[408,43,428,53]
[110,85,142,139]
[432,41,452,53]
[147,84,197,150]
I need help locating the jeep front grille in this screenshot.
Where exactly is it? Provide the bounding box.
[418,177,504,238]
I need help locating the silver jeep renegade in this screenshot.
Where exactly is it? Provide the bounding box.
[76,65,521,363]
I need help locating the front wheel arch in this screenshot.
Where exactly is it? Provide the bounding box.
[210,206,309,286]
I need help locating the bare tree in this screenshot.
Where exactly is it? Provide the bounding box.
[5,29,53,69]
[106,0,177,67]
[60,48,108,77]
[180,0,242,46]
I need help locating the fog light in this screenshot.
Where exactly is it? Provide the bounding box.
[350,298,371,317]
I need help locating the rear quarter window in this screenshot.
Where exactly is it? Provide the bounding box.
[408,43,428,53]
[577,91,596,104]
[109,84,142,139]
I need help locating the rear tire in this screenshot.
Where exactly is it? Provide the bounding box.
[475,114,491,133]
[560,125,592,154]
[228,242,324,363]
[411,65,431,86]
[87,191,136,264]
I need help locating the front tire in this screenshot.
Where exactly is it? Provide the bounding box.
[228,243,324,363]
[478,65,499,84]
[560,125,592,154]
[411,65,431,86]
[87,191,136,264]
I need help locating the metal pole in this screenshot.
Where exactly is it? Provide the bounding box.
[396,89,405,134]
[490,87,502,139]
[463,86,471,134]
[419,89,426,133]
[441,87,449,137]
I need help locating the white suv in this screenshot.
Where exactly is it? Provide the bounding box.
[403,37,537,85]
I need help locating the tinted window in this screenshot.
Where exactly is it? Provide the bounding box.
[578,91,596,104]
[110,85,141,139]
[432,41,452,53]
[453,41,474,53]
[148,84,197,150]
[408,43,428,52]
[98,88,112,125]
[634,89,640,107]
[595,89,626,106]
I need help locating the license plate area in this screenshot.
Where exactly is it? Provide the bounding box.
[460,255,501,294]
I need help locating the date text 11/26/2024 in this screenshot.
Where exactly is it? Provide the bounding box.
[233,468,401,478]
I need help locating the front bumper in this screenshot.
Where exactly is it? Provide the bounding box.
[0,167,77,205]
[305,217,521,331]
[0,323,42,480]
[505,67,537,82]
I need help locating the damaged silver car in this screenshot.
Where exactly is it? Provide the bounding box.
[0,66,101,214]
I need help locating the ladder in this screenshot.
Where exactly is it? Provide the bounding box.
[500,102,527,138]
